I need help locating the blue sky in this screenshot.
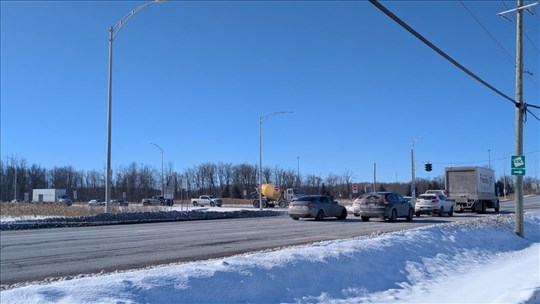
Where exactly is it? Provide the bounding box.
[1,0,539,183]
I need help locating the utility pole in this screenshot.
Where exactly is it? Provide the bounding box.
[514,0,524,238]
[496,0,539,237]
[488,149,491,169]
[411,141,416,203]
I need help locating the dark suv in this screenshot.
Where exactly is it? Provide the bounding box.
[352,192,414,222]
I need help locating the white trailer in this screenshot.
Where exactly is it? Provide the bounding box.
[445,167,499,213]
[32,189,67,203]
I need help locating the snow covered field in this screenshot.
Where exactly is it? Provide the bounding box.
[1,211,539,304]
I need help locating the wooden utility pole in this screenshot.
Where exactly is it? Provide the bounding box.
[514,0,524,237]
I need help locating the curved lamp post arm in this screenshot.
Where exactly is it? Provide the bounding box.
[111,0,166,40]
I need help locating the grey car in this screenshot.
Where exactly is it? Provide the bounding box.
[288,195,348,221]
[353,192,414,222]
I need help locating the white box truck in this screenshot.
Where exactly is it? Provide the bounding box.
[445,166,499,213]
[32,189,68,203]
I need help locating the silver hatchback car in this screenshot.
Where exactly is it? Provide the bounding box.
[288,195,348,221]
[353,192,414,222]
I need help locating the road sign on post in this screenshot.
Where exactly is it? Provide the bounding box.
[352,184,358,194]
[511,155,526,176]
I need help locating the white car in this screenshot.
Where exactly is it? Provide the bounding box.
[88,199,105,207]
[415,194,453,217]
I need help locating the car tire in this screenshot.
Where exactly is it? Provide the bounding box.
[290,216,299,220]
[406,208,413,221]
[210,202,215,207]
[361,216,370,222]
[193,201,198,206]
[448,206,454,217]
[253,200,260,208]
[338,209,347,220]
[415,211,421,217]
[389,209,397,222]
[278,200,287,208]
[438,207,444,217]
[353,213,360,217]
[315,210,324,221]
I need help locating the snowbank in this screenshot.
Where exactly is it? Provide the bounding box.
[1,211,538,303]
[0,208,284,230]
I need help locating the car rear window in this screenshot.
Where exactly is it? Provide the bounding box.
[295,196,316,202]
[419,195,436,200]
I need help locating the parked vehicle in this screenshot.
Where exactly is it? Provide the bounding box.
[142,196,173,206]
[59,197,73,206]
[415,193,453,217]
[253,183,305,208]
[288,195,348,221]
[352,192,414,222]
[88,199,105,206]
[191,195,223,207]
[445,166,499,213]
[111,199,128,206]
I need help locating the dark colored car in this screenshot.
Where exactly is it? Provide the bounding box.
[352,192,414,222]
[288,195,348,221]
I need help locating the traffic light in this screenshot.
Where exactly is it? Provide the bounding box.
[425,163,432,172]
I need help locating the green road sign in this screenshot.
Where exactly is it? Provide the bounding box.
[511,155,526,176]
[512,168,526,176]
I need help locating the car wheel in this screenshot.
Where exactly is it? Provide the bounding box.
[448,206,454,217]
[361,216,370,222]
[438,207,444,217]
[278,200,287,208]
[193,201,198,206]
[415,211,421,217]
[478,201,486,214]
[290,216,299,220]
[210,202,215,207]
[406,208,413,221]
[353,213,360,217]
[338,209,347,220]
[315,210,324,221]
[253,200,260,208]
[389,209,397,222]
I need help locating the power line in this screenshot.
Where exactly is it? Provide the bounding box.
[368,0,539,122]
[460,1,515,64]
[460,0,538,89]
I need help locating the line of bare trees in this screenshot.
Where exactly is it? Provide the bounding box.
[1,157,536,203]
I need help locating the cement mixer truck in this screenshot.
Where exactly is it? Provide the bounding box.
[253,183,305,208]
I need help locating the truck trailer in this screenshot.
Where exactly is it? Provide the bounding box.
[445,166,499,213]
[32,189,68,203]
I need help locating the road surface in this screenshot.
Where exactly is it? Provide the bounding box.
[1,195,538,287]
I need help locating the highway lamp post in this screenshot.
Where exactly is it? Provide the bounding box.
[105,0,166,213]
[297,156,300,187]
[150,143,164,197]
[258,111,293,211]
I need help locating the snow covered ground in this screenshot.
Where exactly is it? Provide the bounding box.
[1,211,539,303]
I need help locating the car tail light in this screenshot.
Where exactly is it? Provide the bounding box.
[307,203,313,208]
[382,196,389,204]
[432,199,439,203]
[416,199,420,202]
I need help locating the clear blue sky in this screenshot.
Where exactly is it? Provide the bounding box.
[1,0,539,183]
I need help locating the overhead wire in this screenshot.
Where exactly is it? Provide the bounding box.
[368,0,539,123]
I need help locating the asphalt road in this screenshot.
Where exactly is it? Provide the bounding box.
[1,195,538,287]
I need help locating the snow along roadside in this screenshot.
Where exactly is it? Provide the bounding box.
[1,211,538,303]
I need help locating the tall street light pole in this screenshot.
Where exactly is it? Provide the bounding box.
[150,143,164,197]
[258,111,293,211]
[105,0,166,213]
